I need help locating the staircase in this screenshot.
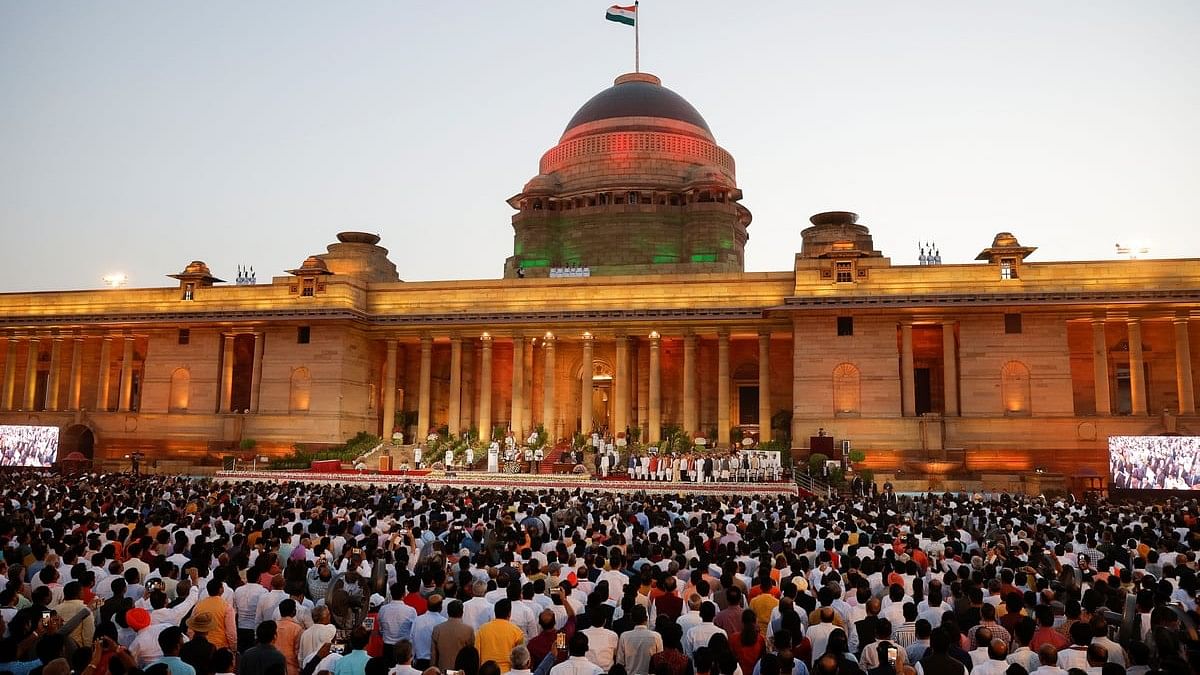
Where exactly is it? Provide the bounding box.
[795,472,838,499]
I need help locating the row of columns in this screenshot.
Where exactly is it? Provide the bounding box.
[0,334,137,413]
[380,330,775,445]
[895,316,1196,418]
[216,332,266,414]
[1090,316,1195,416]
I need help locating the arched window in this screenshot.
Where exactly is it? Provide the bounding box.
[168,368,190,413]
[290,367,311,413]
[833,363,861,414]
[1001,361,1032,414]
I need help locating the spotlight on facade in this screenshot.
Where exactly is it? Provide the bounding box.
[102,273,128,288]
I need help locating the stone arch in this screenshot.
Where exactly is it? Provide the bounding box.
[168,368,190,413]
[60,423,95,460]
[832,362,861,414]
[289,367,311,413]
[1001,360,1032,414]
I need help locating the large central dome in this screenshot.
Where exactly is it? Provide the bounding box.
[505,72,750,279]
[562,73,711,137]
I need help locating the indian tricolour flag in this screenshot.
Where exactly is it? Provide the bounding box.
[605,4,636,26]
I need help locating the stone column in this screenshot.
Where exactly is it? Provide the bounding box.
[2,337,17,411]
[1175,317,1195,415]
[758,332,772,442]
[634,340,647,431]
[717,332,730,447]
[95,337,113,411]
[23,337,40,411]
[683,333,698,435]
[942,322,959,416]
[118,335,135,412]
[382,339,398,438]
[1128,318,1147,416]
[510,334,524,437]
[219,334,235,413]
[68,337,83,410]
[900,323,916,417]
[1092,319,1111,415]
[448,336,463,436]
[45,337,63,411]
[524,339,534,434]
[461,341,474,434]
[479,334,493,441]
[580,332,594,435]
[250,332,265,413]
[648,332,662,443]
[615,335,629,437]
[542,333,556,437]
[417,336,433,437]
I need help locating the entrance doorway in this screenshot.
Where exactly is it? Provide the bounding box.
[583,360,613,433]
[60,424,95,459]
[915,368,933,415]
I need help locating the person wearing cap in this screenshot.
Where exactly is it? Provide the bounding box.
[181,612,218,675]
[125,605,175,667]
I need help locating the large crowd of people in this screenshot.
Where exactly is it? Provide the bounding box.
[1109,437,1200,491]
[0,470,1197,675]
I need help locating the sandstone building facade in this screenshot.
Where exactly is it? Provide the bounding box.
[1,73,1196,487]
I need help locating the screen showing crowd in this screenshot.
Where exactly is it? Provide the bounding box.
[1109,434,1200,490]
[0,424,60,467]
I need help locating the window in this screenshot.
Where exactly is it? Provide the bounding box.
[297,326,311,344]
[301,278,315,297]
[168,368,190,413]
[835,261,853,283]
[1000,258,1018,280]
[177,329,190,345]
[1005,313,1023,334]
[182,283,195,301]
[1001,361,1032,414]
[833,363,862,414]
[628,191,639,204]
[837,316,854,336]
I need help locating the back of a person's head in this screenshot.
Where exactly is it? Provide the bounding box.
[494,598,511,620]
[700,601,716,622]
[813,654,840,675]
[568,632,589,658]
[255,620,277,645]
[212,648,235,674]
[350,626,371,651]
[1037,644,1058,666]
[1068,620,1093,646]
[692,647,713,675]
[448,599,464,618]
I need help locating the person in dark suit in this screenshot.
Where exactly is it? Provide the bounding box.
[703,457,714,483]
[854,597,882,657]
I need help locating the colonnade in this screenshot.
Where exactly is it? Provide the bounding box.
[379,330,776,445]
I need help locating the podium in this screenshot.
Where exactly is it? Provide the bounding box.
[809,436,836,458]
[379,455,393,471]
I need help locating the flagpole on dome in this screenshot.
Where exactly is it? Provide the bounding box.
[634,0,640,73]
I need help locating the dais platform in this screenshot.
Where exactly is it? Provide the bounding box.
[214,469,800,497]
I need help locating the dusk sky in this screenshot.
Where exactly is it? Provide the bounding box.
[1,2,1197,292]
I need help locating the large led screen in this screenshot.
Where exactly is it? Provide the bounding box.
[1109,435,1200,490]
[0,425,60,467]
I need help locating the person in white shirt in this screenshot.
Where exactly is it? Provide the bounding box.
[549,633,603,675]
[969,639,1010,675]
[683,603,725,659]
[462,581,495,630]
[1030,644,1069,675]
[580,606,619,672]
[300,606,338,669]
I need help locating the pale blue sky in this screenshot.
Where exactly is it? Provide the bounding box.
[1,2,1197,291]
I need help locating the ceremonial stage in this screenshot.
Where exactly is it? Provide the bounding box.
[213,468,801,497]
